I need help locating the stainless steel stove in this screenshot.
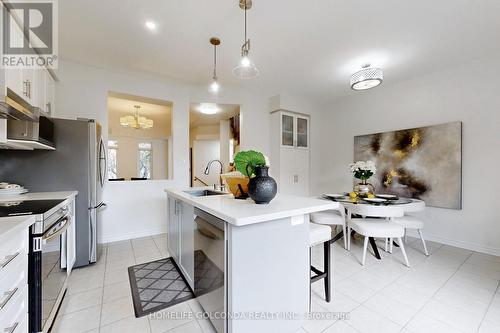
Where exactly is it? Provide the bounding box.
[1,199,73,333]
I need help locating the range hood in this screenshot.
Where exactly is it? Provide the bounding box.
[0,88,39,121]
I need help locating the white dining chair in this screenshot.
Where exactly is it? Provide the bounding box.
[393,200,429,256]
[310,204,347,249]
[346,204,410,267]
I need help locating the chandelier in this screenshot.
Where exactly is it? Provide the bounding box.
[350,64,383,91]
[120,105,153,129]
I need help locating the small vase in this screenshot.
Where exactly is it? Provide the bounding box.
[354,179,375,197]
[247,166,277,204]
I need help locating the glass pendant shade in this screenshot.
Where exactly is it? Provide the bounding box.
[233,55,259,79]
[350,67,383,91]
[233,0,259,79]
[208,37,222,96]
[208,78,220,95]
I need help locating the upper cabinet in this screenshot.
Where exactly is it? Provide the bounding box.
[1,7,56,117]
[36,70,55,116]
[280,111,309,149]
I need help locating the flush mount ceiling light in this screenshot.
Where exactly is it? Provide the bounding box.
[145,21,157,31]
[197,103,220,115]
[350,64,383,91]
[208,37,221,96]
[232,0,259,79]
[120,105,154,129]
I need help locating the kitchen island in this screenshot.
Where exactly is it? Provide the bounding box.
[165,188,339,333]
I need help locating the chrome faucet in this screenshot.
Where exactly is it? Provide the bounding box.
[204,159,226,191]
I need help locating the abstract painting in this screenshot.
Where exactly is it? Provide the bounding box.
[354,122,462,209]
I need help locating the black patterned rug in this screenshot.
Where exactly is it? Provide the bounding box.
[128,257,194,317]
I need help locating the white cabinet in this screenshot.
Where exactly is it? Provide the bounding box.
[167,197,181,262]
[280,111,309,149]
[179,202,194,287]
[44,73,55,116]
[0,220,30,333]
[271,110,310,196]
[167,197,195,288]
[1,11,56,115]
[34,70,55,116]
[2,20,36,105]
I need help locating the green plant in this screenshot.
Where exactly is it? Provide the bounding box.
[234,150,266,177]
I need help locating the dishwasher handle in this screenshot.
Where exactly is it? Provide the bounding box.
[194,207,225,231]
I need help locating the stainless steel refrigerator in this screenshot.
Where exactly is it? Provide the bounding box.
[0,118,107,267]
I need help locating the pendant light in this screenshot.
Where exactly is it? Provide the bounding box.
[350,64,384,91]
[120,105,154,129]
[208,37,221,96]
[232,0,259,79]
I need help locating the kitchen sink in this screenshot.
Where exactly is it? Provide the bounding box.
[184,189,228,197]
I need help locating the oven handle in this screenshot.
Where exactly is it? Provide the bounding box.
[43,217,70,242]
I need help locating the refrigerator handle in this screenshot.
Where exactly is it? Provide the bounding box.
[99,139,107,188]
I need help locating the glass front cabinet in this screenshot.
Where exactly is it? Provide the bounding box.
[280,111,309,149]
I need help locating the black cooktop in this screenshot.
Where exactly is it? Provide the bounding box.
[0,199,65,218]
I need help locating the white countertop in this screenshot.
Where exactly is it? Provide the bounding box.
[0,191,78,203]
[0,215,36,239]
[165,188,339,226]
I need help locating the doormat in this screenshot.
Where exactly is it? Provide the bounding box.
[128,257,194,317]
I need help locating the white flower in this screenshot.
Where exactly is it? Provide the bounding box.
[350,160,377,175]
[264,155,271,167]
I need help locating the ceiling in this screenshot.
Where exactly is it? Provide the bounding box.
[189,103,240,127]
[108,92,172,117]
[59,0,500,102]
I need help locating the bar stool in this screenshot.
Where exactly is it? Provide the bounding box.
[309,222,332,302]
[311,205,347,249]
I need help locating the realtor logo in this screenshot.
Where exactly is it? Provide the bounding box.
[1,0,58,68]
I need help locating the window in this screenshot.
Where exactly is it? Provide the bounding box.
[107,140,118,179]
[138,142,152,179]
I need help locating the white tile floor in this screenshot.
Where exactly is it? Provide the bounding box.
[52,232,500,333]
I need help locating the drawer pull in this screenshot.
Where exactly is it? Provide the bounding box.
[0,288,18,310]
[4,322,18,333]
[0,252,20,269]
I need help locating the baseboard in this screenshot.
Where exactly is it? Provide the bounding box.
[99,228,167,244]
[405,230,500,257]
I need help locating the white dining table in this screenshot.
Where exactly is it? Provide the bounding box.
[322,195,425,259]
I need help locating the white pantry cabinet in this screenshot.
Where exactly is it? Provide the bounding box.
[167,197,195,288]
[270,110,310,196]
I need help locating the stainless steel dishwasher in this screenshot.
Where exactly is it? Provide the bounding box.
[193,207,226,333]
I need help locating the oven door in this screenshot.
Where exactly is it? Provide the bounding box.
[41,217,70,333]
[29,214,71,333]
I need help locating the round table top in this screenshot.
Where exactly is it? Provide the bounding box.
[321,194,425,213]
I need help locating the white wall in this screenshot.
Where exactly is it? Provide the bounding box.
[55,60,302,242]
[111,136,168,180]
[55,60,189,242]
[313,61,499,255]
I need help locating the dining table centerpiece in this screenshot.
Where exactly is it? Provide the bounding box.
[234,150,277,204]
[350,160,377,197]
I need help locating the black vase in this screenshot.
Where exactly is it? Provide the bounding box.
[247,166,277,204]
